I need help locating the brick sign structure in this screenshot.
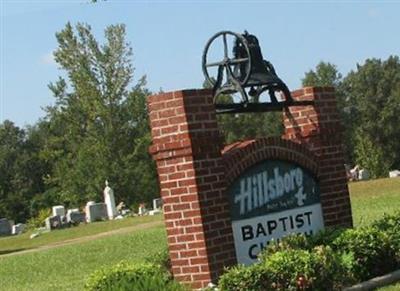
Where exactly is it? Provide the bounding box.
[148,87,352,289]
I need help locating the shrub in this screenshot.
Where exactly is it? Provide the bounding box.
[308,246,355,290]
[262,248,313,291]
[27,208,51,229]
[258,229,345,262]
[220,245,353,291]
[372,211,400,265]
[333,227,397,281]
[258,234,311,261]
[105,274,185,291]
[262,246,352,291]
[146,248,171,273]
[372,211,400,232]
[308,227,345,247]
[218,263,269,291]
[84,261,185,291]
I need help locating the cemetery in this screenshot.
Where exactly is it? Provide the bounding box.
[1,2,400,291]
[0,181,162,240]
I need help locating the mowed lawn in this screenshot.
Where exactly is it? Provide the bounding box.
[0,178,399,290]
[0,224,167,290]
[349,178,400,227]
[0,215,162,255]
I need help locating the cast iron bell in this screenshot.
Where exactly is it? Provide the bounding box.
[202,31,293,109]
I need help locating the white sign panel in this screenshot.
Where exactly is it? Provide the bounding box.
[232,203,324,265]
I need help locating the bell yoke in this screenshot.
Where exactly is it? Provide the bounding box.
[202,31,312,114]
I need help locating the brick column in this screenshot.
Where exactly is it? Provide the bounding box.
[148,89,236,289]
[283,87,353,227]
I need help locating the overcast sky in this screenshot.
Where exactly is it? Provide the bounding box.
[1,0,399,127]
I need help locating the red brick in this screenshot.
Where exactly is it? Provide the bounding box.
[183,209,202,218]
[190,257,209,265]
[178,178,197,187]
[182,266,200,273]
[171,258,190,266]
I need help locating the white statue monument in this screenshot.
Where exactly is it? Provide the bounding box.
[104,180,117,219]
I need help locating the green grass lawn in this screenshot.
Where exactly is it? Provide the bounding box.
[0,215,162,255]
[349,178,400,227]
[0,224,167,291]
[379,282,400,291]
[0,178,399,290]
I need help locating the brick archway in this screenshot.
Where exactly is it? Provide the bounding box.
[222,137,319,186]
[147,88,353,288]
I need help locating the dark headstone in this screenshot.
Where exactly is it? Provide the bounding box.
[0,218,12,236]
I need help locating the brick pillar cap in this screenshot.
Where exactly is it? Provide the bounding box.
[147,88,213,103]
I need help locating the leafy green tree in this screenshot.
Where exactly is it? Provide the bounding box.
[302,57,400,177]
[302,62,342,88]
[343,56,400,177]
[0,121,48,222]
[42,22,158,209]
[217,109,283,144]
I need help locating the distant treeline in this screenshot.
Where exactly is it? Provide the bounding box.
[1,23,399,222]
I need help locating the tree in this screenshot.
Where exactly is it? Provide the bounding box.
[302,62,342,88]
[302,57,400,177]
[0,121,48,222]
[342,56,400,177]
[42,23,158,209]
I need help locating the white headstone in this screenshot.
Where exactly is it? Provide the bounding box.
[149,209,161,216]
[138,204,147,216]
[153,198,163,210]
[389,170,400,178]
[85,202,107,223]
[358,169,370,181]
[12,223,26,235]
[52,205,65,217]
[104,180,117,219]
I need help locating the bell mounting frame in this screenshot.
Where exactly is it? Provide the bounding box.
[202,30,314,114]
[202,31,252,102]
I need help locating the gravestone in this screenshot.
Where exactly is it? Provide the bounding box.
[149,209,162,216]
[153,198,163,210]
[12,223,26,235]
[138,203,147,216]
[0,218,12,236]
[85,201,107,222]
[66,209,85,224]
[52,205,65,217]
[104,181,117,219]
[358,169,370,181]
[45,215,62,230]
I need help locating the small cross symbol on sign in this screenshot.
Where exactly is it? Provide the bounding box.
[295,187,307,206]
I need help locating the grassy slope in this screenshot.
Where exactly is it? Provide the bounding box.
[0,215,162,254]
[0,225,167,291]
[349,178,400,227]
[0,178,399,290]
[379,283,400,291]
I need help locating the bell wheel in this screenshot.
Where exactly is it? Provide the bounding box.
[202,31,252,88]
